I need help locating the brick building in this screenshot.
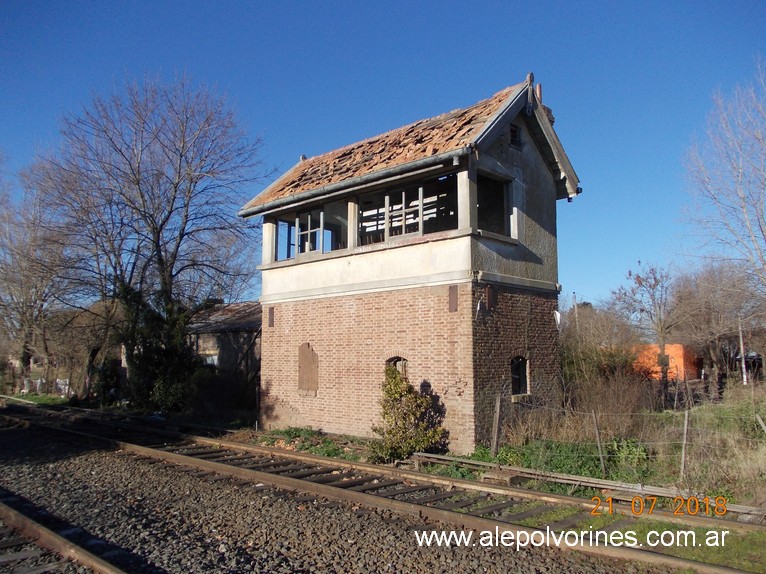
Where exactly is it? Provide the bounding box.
[240,74,580,453]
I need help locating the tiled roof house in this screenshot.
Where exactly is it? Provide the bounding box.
[240,74,580,453]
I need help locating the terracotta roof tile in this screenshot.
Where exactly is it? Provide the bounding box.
[241,82,526,214]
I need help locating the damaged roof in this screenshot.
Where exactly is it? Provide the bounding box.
[188,301,262,334]
[240,82,530,216]
[240,75,579,216]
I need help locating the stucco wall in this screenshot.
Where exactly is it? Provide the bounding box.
[261,232,473,303]
[473,119,559,284]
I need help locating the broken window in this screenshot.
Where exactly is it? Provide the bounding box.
[275,218,297,261]
[386,356,408,378]
[509,123,521,148]
[274,200,348,261]
[358,174,457,245]
[321,200,349,253]
[477,175,508,236]
[511,356,528,395]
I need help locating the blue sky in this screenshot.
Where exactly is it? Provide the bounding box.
[2,0,764,303]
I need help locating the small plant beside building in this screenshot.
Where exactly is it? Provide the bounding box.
[368,365,447,462]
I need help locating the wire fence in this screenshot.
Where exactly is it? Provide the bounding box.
[491,386,766,489]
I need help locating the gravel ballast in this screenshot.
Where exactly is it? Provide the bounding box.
[0,428,669,573]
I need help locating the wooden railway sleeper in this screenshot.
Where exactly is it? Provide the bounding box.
[378,485,435,498]
[280,467,341,480]
[468,500,522,517]
[304,471,358,484]
[409,491,462,505]
[435,494,490,511]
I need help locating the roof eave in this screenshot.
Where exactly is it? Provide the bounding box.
[238,146,473,218]
[472,81,580,201]
[531,104,580,200]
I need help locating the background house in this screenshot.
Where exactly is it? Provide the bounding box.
[240,74,579,453]
[188,301,262,386]
[635,343,701,382]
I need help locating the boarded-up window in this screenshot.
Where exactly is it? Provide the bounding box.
[298,342,319,396]
[448,285,458,312]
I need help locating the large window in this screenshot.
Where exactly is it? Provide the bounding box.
[275,200,348,261]
[359,174,458,245]
[477,175,511,236]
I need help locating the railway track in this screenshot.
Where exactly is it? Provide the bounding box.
[3,403,765,573]
[0,485,129,574]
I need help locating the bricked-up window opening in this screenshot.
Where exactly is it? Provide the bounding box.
[477,175,508,236]
[274,199,348,261]
[298,342,319,396]
[448,285,458,312]
[386,356,408,378]
[511,356,528,395]
[359,174,458,245]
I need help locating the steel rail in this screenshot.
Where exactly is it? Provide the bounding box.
[412,451,766,521]
[187,433,764,533]
[4,405,762,574]
[25,418,755,574]
[0,500,129,574]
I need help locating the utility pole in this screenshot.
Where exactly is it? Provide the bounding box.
[738,315,748,385]
[573,292,580,333]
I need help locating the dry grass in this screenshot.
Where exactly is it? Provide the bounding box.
[503,379,766,503]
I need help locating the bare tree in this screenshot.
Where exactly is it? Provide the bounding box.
[612,263,683,402]
[559,300,647,410]
[26,77,266,408]
[0,192,68,383]
[674,263,765,389]
[687,61,766,290]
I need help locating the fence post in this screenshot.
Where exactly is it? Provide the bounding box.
[756,414,766,437]
[591,410,606,478]
[679,410,689,482]
[491,393,502,457]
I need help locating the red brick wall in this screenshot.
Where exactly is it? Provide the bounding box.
[260,282,560,454]
[471,284,560,445]
[261,283,477,453]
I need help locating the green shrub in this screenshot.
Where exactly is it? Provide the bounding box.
[518,440,604,477]
[606,438,651,482]
[368,366,446,462]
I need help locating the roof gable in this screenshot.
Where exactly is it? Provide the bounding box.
[240,76,578,216]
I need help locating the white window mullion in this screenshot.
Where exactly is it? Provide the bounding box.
[384,194,390,241]
[418,186,424,236]
[318,210,324,253]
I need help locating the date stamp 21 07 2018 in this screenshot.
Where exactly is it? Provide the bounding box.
[590,495,728,517]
